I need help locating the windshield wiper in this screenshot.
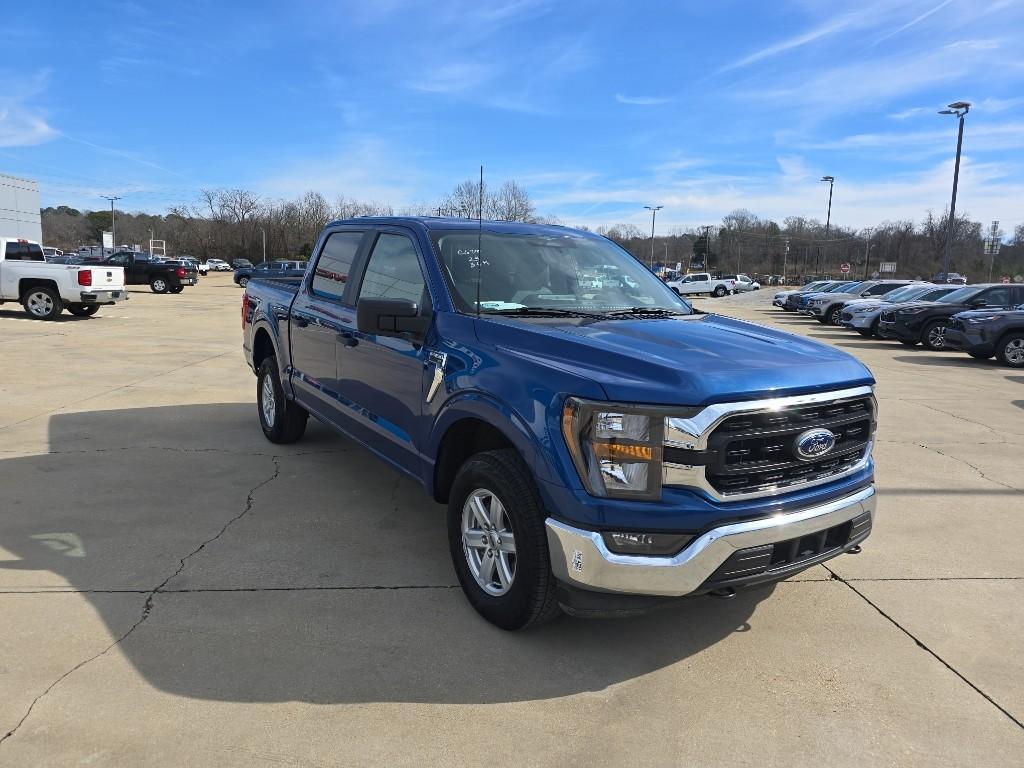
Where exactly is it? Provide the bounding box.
[603,307,692,317]
[480,306,610,320]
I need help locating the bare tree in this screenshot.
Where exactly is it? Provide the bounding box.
[487,180,535,222]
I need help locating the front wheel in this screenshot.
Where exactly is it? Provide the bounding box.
[448,449,560,630]
[67,304,99,317]
[827,306,843,326]
[921,320,949,351]
[257,356,308,443]
[150,277,169,294]
[22,287,63,320]
[997,334,1024,367]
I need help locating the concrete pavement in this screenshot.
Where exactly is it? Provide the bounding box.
[0,276,1021,766]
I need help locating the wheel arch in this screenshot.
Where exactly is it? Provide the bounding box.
[18,277,59,299]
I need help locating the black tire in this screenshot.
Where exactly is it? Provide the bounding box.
[257,356,308,443]
[967,350,992,360]
[22,286,63,320]
[996,333,1024,368]
[238,276,250,288]
[150,277,169,294]
[826,306,843,326]
[67,304,99,317]
[169,286,184,294]
[447,449,561,631]
[712,285,727,298]
[921,319,949,350]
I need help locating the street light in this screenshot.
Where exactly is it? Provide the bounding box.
[260,226,267,263]
[644,205,663,271]
[819,176,834,275]
[102,195,121,252]
[938,101,970,280]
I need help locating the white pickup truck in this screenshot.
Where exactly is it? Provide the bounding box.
[666,272,737,298]
[0,237,127,320]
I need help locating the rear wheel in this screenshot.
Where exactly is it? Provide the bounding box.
[712,285,727,298]
[67,304,99,317]
[150,277,169,294]
[238,276,250,288]
[22,287,62,320]
[448,449,560,630]
[257,356,308,443]
[997,334,1024,368]
[921,320,949,350]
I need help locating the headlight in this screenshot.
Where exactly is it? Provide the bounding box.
[897,306,929,315]
[966,315,1000,324]
[561,399,684,500]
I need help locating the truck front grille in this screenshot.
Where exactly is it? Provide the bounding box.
[663,392,876,499]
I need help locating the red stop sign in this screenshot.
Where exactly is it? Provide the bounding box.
[840,263,851,274]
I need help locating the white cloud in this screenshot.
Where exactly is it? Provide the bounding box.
[0,70,58,148]
[869,0,953,47]
[615,93,670,106]
[888,107,927,120]
[979,96,1024,113]
[717,14,862,73]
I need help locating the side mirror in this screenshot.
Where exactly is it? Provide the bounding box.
[357,297,430,341]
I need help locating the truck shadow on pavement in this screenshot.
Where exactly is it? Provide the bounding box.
[0,403,769,705]
[0,308,93,322]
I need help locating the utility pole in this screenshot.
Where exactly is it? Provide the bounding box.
[862,230,874,280]
[644,205,663,271]
[819,176,834,276]
[783,237,789,283]
[736,238,742,275]
[102,195,121,252]
[260,227,267,263]
[984,220,1001,282]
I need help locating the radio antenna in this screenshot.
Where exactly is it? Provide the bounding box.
[476,164,483,318]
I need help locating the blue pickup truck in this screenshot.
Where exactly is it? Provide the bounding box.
[242,217,877,629]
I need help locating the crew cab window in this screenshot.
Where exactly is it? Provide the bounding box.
[866,283,908,296]
[358,233,426,304]
[312,231,363,301]
[4,242,45,261]
[108,254,130,265]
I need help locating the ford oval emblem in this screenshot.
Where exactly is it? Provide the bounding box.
[795,428,836,461]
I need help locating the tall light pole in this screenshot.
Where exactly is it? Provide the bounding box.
[938,101,970,280]
[260,227,267,263]
[819,176,834,275]
[862,229,874,280]
[102,195,121,252]
[644,205,662,271]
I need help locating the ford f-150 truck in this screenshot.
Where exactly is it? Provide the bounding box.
[242,218,878,629]
[1,236,126,319]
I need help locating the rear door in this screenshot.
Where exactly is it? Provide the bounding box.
[333,228,433,476]
[288,228,367,424]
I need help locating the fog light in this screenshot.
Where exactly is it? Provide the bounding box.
[602,531,693,556]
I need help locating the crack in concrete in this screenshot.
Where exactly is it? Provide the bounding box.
[878,439,1021,493]
[0,455,282,748]
[824,565,1024,731]
[892,398,1004,438]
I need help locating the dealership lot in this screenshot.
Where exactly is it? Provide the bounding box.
[1,276,1022,765]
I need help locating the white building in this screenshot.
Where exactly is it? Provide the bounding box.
[0,173,42,242]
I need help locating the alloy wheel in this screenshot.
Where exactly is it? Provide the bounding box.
[261,374,276,426]
[1005,339,1024,366]
[927,324,946,349]
[461,488,517,596]
[27,291,54,317]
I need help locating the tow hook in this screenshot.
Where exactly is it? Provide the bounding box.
[708,587,736,600]
[848,545,862,554]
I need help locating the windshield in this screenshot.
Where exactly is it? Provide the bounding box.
[430,230,691,314]
[881,285,929,302]
[939,286,983,303]
[826,281,860,293]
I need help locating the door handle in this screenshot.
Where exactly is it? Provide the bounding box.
[295,317,309,328]
[337,331,359,347]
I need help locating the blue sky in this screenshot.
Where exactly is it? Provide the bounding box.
[2,0,1022,234]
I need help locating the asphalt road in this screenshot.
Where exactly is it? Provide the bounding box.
[1,276,1022,766]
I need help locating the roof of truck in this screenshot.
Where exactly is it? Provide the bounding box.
[325,216,581,235]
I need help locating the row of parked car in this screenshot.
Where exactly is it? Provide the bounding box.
[773,279,1024,367]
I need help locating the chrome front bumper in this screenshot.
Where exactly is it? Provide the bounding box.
[545,485,875,597]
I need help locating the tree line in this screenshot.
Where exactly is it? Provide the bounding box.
[40,182,1024,282]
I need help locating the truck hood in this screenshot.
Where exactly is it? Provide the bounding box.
[477,313,874,406]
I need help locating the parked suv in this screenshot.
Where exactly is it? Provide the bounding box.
[945,304,1024,366]
[242,217,877,629]
[803,280,916,325]
[878,284,1024,350]
[234,260,307,288]
[839,284,959,337]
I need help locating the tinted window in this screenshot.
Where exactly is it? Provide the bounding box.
[980,287,1012,306]
[866,282,906,295]
[4,242,44,261]
[358,233,426,304]
[312,231,363,301]
[920,287,955,301]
